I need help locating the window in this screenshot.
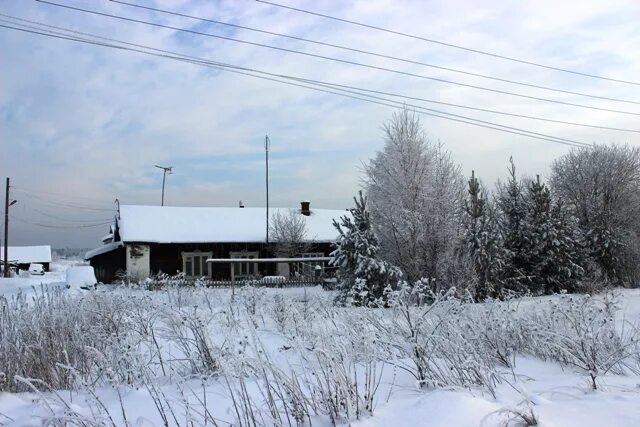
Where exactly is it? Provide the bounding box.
[230,251,259,277]
[182,251,212,278]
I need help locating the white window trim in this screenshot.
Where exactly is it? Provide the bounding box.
[182,251,213,278]
[229,251,259,278]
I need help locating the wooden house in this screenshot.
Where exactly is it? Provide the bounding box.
[85,202,347,283]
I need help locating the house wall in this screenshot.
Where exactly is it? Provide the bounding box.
[148,242,273,279]
[146,242,335,279]
[90,241,335,283]
[126,244,150,279]
[89,246,126,283]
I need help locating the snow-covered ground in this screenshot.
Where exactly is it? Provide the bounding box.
[0,264,638,426]
[0,266,66,297]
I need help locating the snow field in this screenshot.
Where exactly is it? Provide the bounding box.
[0,283,638,426]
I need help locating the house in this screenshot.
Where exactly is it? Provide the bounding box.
[0,245,52,272]
[85,202,348,283]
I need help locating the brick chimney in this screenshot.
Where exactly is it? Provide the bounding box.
[300,200,311,216]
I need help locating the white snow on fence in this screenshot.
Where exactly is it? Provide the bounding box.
[116,205,349,243]
[0,245,52,264]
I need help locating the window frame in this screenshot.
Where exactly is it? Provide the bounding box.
[229,251,260,278]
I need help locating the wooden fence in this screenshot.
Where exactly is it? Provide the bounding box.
[205,277,325,289]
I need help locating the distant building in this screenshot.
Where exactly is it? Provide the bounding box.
[85,202,347,283]
[0,245,52,272]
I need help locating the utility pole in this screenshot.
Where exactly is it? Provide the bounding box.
[265,135,270,244]
[154,165,173,206]
[3,178,10,277]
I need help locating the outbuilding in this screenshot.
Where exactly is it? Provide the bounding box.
[0,245,52,273]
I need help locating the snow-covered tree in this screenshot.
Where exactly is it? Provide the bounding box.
[364,108,465,283]
[462,171,505,300]
[330,191,402,305]
[525,175,586,294]
[429,143,467,284]
[495,157,529,292]
[551,144,640,285]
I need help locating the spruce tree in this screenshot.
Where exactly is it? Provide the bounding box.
[463,171,505,300]
[331,191,402,305]
[496,157,530,292]
[526,175,585,294]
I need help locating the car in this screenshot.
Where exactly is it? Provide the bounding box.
[28,263,45,276]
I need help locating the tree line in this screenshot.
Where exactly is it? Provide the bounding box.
[332,108,640,304]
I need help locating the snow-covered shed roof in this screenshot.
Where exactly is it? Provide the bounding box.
[85,241,123,260]
[0,245,52,264]
[116,205,349,244]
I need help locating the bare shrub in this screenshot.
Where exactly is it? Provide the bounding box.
[0,287,149,392]
[520,294,639,389]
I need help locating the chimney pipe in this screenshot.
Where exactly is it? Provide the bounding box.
[300,200,311,216]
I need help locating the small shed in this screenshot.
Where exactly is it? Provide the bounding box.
[1,245,52,272]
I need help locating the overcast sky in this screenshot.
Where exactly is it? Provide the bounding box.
[1,0,640,248]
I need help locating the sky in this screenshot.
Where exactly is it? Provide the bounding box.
[1,0,640,248]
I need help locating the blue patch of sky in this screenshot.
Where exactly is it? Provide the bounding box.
[159,147,352,190]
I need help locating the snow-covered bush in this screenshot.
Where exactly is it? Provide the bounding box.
[2,282,639,425]
[378,287,501,395]
[0,287,149,392]
[520,294,639,389]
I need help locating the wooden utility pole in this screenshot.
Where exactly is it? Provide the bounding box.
[3,178,9,278]
[265,135,270,244]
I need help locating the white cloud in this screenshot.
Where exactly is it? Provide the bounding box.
[1,0,639,247]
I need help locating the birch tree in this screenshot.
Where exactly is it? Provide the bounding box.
[364,108,465,283]
[550,144,640,285]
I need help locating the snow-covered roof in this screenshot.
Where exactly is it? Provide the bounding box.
[85,241,123,260]
[0,245,52,263]
[116,205,348,244]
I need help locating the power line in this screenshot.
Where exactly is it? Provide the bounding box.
[287,76,640,134]
[13,189,115,211]
[0,21,590,147]
[256,0,640,87]
[4,13,637,135]
[35,1,640,117]
[11,185,113,204]
[10,215,113,229]
[26,204,113,223]
[110,0,640,106]
[0,22,590,147]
